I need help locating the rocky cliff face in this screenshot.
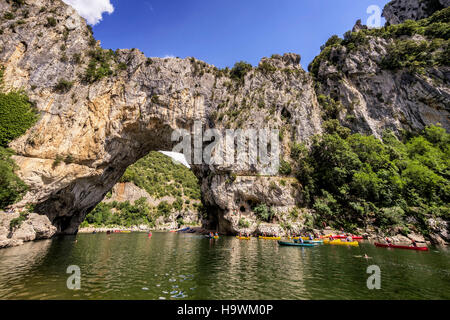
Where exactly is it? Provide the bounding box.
[0,0,448,247]
[383,0,449,25]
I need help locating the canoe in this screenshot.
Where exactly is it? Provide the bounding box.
[259,236,281,240]
[278,241,317,247]
[375,243,429,251]
[324,239,359,247]
[236,236,251,240]
[302,240,323,244]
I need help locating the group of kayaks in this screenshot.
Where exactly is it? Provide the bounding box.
[182,229,430,252]
[278,238,359,247]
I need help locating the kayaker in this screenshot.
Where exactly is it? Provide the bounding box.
[309,234,314,240]
[346,236,353,242]
[411,239,417,247]
[215,232,219,238]
[386,237,392,245]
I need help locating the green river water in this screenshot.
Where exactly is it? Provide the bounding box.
[0,232,448,300]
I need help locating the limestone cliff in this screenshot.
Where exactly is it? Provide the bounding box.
[383,0,450,25]
[0,0,448,247]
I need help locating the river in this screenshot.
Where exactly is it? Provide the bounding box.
[0,232,448,299]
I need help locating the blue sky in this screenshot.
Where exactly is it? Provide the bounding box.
[92,0,389,70]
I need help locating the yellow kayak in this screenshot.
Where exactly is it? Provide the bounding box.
[236,236,251,240]
[120,231,131,233]
[324,239,359,247]
[259,236,281,240]
[289,237,321,241]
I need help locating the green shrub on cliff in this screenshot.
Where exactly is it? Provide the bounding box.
[230,61,253,82]
[253,203,275,222]
[0,67,37,209]
[0,147,28,209]
[294,124,449,232]
[84,49,116,83]
[309,7,450,77]
[0,90,37,147]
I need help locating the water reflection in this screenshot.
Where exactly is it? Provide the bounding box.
[0,233,448,300]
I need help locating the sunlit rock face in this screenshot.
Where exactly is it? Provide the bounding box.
[0,0,448,246]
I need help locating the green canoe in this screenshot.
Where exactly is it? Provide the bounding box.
[278,241,318,247]
[300,240,323,244]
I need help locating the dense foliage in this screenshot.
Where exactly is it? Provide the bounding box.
[293,124,449,234]
[121,151,201,201]
[253,203,276,222]
[0,71,37,146]
[82,198,153,228]
[0,67,36,209]
[82,152,202,228]
[0,147,28,209]
[309,7,450,77]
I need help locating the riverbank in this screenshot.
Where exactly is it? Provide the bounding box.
[78,224,448,247]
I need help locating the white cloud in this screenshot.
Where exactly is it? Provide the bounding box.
[63,0,114,25]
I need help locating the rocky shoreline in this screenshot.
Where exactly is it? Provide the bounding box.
[2,205,447,249]
[78,224,446,247]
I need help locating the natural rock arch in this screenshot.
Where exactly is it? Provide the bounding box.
[1,0,448,245]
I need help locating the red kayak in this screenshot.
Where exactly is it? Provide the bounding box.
[375,243,429,251]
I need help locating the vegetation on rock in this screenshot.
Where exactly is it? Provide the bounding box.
[0,67,37,209]
[292,124,449,234]
[120,151,201,200]
[309,7,450,77]
[82,152,202,228]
